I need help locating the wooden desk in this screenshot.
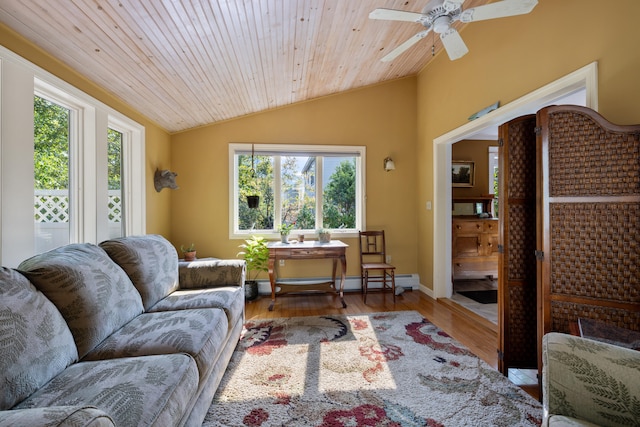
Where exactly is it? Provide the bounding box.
[267,240,348,311]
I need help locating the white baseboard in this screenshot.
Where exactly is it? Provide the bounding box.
[254,273,422,295]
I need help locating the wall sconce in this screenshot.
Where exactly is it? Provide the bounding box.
[383,157,396,172]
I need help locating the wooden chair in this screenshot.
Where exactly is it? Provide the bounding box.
[358,230,396,303]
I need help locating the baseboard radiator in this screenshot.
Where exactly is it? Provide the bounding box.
[254,274,420,295]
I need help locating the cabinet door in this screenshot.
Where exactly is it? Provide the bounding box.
[497,114,538,376]
[483,233,500,257]
[453,235,481,257]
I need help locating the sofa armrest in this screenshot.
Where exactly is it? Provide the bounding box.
[178,259,246,289]
[542,332,640,427]
[0,406,115,427]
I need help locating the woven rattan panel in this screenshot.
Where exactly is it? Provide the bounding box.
[547,111,640,197]
[507,285,537,365]
[550,300,640,333]
[550,202,639,302]
[507,121,537,200]
[499,114,538,373]
[507,204,536,281]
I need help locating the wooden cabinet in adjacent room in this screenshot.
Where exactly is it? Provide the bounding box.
[452,218,499,279]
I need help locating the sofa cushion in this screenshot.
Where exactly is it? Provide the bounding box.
[83,308,229,383]
[18,244,144,358]
[178,259,245,288]
[547,415,602,427]
[99,235,179,310]
[0,405,115,426]
[149,286,244,329]
[0,268,78,410]
[15,354,198,427]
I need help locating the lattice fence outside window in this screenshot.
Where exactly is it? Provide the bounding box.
[35,190,122,223]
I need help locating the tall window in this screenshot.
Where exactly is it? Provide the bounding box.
[33,95,72,253]
[231,144,365,238]
[107,128,124,238]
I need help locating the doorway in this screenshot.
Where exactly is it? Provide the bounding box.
[432,62,598,302]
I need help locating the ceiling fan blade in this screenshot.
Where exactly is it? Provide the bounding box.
[460,0,538,23]
[369,8,424,23]
[381,30,431,62]
[440,28,469,60]
[442,0,464,12]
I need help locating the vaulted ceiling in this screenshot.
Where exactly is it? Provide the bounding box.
[0,0,490,132]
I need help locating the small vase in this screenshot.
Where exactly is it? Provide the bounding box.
[280,234,289,244]
[318,233,331,243]
[183,251,196,261]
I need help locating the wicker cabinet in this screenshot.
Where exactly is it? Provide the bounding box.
[452,218,499,279]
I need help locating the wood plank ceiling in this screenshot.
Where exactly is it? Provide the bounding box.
[0,0,489,133]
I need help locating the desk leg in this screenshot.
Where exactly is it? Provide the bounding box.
[339,254,347,308]
[268,256,276,311]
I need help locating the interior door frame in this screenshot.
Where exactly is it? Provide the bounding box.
[431,62,599,299]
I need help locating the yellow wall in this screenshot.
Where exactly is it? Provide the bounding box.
[0,23,173,237]
[170,78,418,279]
[416,0,640,291]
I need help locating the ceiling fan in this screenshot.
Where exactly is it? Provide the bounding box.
[369,0,538,62]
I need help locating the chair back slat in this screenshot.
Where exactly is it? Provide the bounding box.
[359,230,386,263]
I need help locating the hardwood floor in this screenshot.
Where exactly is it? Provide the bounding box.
[245,289,540,400]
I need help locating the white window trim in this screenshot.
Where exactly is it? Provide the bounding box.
[0,45,145,266]
[228,143,366,240]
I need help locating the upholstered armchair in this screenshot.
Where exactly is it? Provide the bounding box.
[542,332,640,426]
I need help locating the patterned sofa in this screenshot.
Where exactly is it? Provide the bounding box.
[0,234,245,427]
[542,332,640,427]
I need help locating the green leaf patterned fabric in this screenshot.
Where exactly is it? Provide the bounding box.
[149,286,244,329]
[0,268,78,410]
[14,354,199,427]
[546,414,602,427]
[83,308,229,383]
[17,244,144,358]
[543,332,640,427]
[99,235,180,311]
[0,405,115,426]
[178,259,246,289]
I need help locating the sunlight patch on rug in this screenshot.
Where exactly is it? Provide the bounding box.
[204,311,542,426]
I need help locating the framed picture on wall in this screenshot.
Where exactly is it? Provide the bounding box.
[452,161,475,187]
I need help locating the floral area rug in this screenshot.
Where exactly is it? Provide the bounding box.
[203,311,541,426]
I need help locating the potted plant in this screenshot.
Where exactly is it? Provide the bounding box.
[246,195,260,209]
[278,222,295,243]
[237,235,269,300]
[180,243,196,261]
[317,228,331,243]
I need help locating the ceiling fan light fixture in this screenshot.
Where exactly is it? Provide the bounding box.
[432,15,452,34]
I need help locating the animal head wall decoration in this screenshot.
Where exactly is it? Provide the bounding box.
[154,169,179,192]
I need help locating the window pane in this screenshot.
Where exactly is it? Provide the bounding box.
[232,144,364,237]
[280,156,316,230]
[34,95,70,252]
[108,128,124,238]
[237,153,274,230]
[322,157,356,229]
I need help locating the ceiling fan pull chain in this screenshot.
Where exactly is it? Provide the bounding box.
[431,30,435,56]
